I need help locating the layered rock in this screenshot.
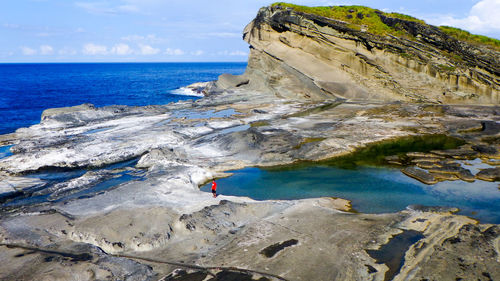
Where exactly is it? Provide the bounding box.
[214,5,499,104]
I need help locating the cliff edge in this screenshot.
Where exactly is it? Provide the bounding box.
[215,3,500,104]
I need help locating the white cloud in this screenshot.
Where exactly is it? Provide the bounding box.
[121,34,167,44]
[138,44,160,55]
[59,47,77,56]
[165,48,185,55]
[191,50,205,56]
[20,46,37,55]
[82,43,108,55]
[3,23,20,29]
[218,50,248,56]
[111,43,133,55]
[433,0,500,35]
[230,51,247,56]
[83,43,137,56]
[40,45,54,55]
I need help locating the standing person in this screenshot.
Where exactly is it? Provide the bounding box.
[211,180,217,198]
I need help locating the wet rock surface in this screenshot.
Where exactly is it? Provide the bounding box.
[398,147,500,184]
[366,230,424,281]
[401,167,438,185]
[476,167,500,182]
[407,224,500,281]
[259,239,299,258]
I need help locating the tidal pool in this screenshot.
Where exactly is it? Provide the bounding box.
[1,158,144,209]
[201,165,500,224]
[0,145,13,159]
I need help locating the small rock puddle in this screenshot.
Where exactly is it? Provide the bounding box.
[0,145,13,159]
[1,158,144,209]
[366,230,424,281]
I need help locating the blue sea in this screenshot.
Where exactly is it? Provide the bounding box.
[0,62,247,135]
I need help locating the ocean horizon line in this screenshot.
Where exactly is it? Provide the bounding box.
[0,61,247,65]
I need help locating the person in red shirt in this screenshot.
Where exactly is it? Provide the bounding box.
[211,180,217,198]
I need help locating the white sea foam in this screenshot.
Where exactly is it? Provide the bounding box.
[170,87,204,97]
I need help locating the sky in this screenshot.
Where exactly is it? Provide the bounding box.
[1,0,499,62]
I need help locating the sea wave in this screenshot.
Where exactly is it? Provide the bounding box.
[170,87,205,97]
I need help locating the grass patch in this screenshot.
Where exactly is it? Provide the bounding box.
[387,12,424,23]
[271,3,500,50]
[266,134,465,171]
[363,104,413,118]
[294,137,326,149]
[437,64,456,72]
[320,134,465,168]
[271,2,423,37]
[399,52,414,59]
[250,120,270,127]
[439,26,500,51]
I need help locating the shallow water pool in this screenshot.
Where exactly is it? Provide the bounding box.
[0,145,13,159]
[201,165,500,224]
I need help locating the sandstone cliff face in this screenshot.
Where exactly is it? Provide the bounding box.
[218,5,499,104]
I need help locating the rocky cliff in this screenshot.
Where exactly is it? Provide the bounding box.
[216,4,500,104]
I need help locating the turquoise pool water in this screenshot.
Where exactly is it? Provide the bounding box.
[201,166,500,224]
[0,145,13,159]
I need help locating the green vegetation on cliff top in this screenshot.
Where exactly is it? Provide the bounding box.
[438,26,500,50]
[272,2,500,50]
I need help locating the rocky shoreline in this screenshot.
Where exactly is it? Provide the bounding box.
[1,86,499,280]
[1,3,500,281]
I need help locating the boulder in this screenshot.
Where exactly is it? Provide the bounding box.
[415,161,438,169]
[385,155,403,165]
[427,164,475,182]
[215,74,250,90]
[457,169,476,182]
[476,167,500,182]
[431,146,478,160]
[471,144,498,157]
[41,103,96,121]
[407,152,444,159]
[401,167,438,185]
[431,173,459,181]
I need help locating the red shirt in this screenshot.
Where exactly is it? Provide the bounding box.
[211,181,217,191]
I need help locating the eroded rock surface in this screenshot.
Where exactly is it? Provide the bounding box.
[1,87,498,280]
